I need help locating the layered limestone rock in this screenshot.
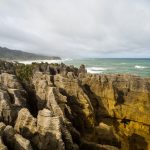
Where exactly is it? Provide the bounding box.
[79,74,150,149]
[32,66,150,150]
[32,72,54,110]
[0,73,23,89]
[80,74,150,122]
[0,73,27,125]
[14,108,37,138]
[54,74,95,133]
[3,125,33,150]
[32,72,78,150]
[15,108,72,150]
[0,61,150,150]
[0,122,33,150]
[36,108,64,150]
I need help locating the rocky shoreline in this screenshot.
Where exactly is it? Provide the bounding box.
[0,60,150,150]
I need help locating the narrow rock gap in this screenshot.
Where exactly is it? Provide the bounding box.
[82,84,110,124]
[7,91,15,104]
[20,82,38,117]
[58,88,85,133]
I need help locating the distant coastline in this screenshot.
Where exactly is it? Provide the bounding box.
[0,46,61,60]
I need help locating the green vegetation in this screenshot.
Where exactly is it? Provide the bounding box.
[16,64,34,82]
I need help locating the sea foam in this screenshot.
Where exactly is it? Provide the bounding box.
[135,65,147,69]
[86,67,107,74]
[18,59,71,65]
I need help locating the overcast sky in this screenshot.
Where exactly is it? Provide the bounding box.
[0,0,150,58]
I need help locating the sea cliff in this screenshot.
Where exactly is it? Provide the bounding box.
[0,60,150,150]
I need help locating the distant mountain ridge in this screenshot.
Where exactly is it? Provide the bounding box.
[0,47,61,60]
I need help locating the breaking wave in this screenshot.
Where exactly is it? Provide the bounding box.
[135,65,148,69]
[86,67,107,74]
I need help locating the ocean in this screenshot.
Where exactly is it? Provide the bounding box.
[19,58,150,77]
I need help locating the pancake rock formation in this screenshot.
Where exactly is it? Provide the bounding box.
[0,60,150,150]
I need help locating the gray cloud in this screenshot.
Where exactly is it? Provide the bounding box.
[0,0,150,58]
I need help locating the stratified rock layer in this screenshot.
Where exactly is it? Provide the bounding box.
[0,61,150,150]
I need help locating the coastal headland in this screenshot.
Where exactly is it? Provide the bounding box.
[0,60,150,150]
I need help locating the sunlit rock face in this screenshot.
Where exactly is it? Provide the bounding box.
[79,74,150,150]
[0,61,150,150]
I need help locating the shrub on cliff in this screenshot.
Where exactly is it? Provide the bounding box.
[15,64,33,83]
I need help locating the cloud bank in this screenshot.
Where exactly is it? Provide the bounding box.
[0,0,150,58]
